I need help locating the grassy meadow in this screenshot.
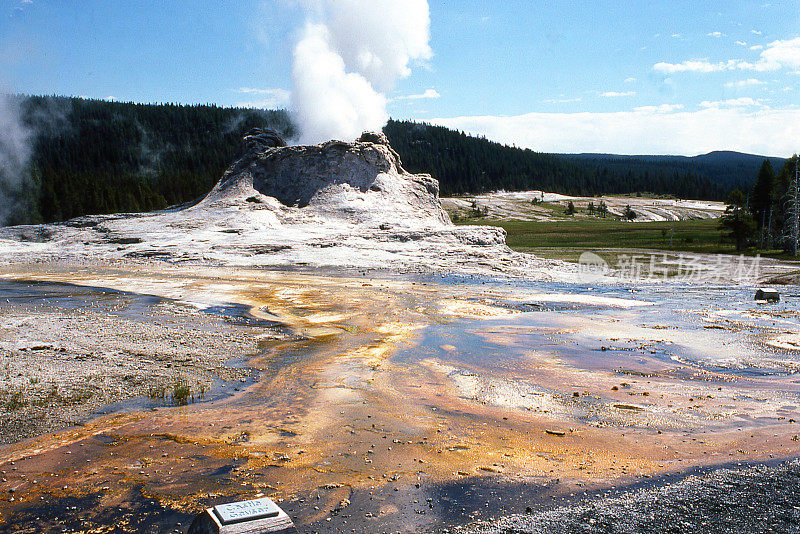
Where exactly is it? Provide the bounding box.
[491,218,728,251]
[454,217,747,263]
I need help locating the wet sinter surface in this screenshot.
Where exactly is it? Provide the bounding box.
[0,263,798,533]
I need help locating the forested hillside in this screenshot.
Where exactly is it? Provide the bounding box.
[0,96,784,226]
[6,96,294,225]
[561,151,786,198]
[383,120,784,199]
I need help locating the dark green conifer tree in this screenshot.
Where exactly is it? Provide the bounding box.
[719,189,756,252]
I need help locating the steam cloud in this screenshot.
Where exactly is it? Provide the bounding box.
[0,94,72,225]
[291,0,432,145]
[0,94,33,225]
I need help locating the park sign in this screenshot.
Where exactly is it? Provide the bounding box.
[187,497,297,534]
[214,498,280,525]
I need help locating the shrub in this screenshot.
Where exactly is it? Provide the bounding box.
[172,379,192,406]
[5,391,28,411]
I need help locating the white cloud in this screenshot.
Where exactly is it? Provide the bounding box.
[653,59,736,73]
[671,33,682,38]
[238,87,281,94]
[751,29,763,35]
[394,88,440,100]
[104,96,117,102]
[754,37,800,70]
[707,31,725,38]
[601,91,636,97]
[235,87,291,109]
[699,97,763,108]
[735,40,747,46]
[633,104,684,113]
[654,38,800,74]
[724,78,766,87]
[750,44,764,50]
[429,106,800,156]
[624,77,637,83]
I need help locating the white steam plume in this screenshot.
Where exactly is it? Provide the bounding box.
[0,94,33,225]
[291,0,432,145]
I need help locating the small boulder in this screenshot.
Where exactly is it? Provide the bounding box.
[357,131,390,145]
[755,289,780,302]
[240,128,287,154]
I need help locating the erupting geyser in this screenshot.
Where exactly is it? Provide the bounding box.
[289,0,433,144]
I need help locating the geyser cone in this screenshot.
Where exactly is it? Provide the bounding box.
[204,131,450,227]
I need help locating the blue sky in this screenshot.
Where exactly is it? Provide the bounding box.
[2,0,799,155]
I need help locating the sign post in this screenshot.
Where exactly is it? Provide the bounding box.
[187,497,298,534]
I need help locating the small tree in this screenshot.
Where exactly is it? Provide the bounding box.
[769,155,799,253]
[751,159,775,247]
[624,205,637,220]
[469,200,489,217]
[719,189,756,251]
[587,201,595,214]
[597,200,607,218]
[565,200,576,215]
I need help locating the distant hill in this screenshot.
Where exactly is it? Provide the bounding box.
[564,151,785,164]
[0,96,786,226]
[385,120,786,200]
[555,151,787,199]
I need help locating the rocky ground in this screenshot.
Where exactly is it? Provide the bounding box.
[461,460,800,534]
[0,279,274,444]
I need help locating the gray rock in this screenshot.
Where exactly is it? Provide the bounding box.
[208,131,449,226]
[357,131,390,145]
[240,128,287,154]
[754,289,780,302]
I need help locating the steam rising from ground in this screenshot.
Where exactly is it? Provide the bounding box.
[0,94,32,225]
[291,0,432,145]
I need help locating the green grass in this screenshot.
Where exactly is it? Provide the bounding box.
[458,218,736,256]
[148,377,203,406]
[172,378,192,406]
[4,390,28,411]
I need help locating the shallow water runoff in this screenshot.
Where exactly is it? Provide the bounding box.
[0,264,798,533]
